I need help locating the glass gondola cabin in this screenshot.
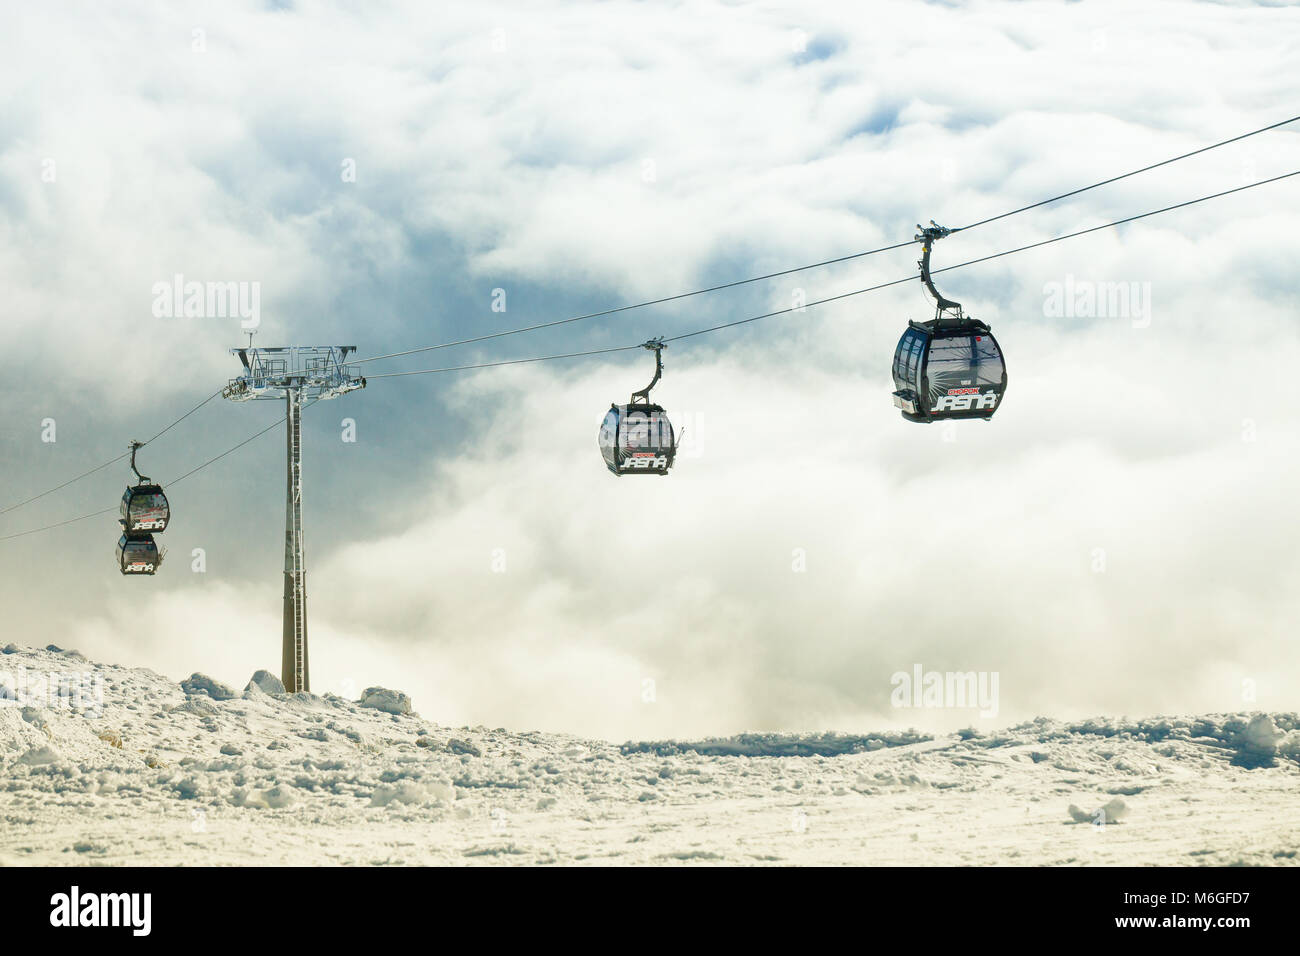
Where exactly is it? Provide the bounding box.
[891,318,1007,423]
[599,404,677,475]
[116,534,163,575]
[120,483,170,533]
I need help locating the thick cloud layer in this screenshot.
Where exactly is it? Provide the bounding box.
[2,1,1298,738]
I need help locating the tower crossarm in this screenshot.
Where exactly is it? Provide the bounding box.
[224,346,366,403]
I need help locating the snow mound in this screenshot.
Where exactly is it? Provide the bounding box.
[180,673,237,701]
[1278,732,1300,761]
[238,785,297,810]
[244,670,286,696]
[1,643,1297,866]
[621,730,931,758]
[173,697,218,716]
[17,744,61,766]
[359,687,413,715]
[1036,713,1300,747]
[1232,714,1282,769]
[1069,797,1128,825]
[370,780,454,807]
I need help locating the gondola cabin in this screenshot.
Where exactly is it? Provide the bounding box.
[892,221,1009,423]
[600,338,678,476]
[891,318,1007,422]
[115,442,169,576]
[116,534,163,575]
[120,483,170,533]
[599,404,677,475]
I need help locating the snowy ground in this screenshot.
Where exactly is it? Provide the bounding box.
[2,643,1298,866]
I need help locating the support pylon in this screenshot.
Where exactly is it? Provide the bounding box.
[282,388,308,692]
[223,345,365,694]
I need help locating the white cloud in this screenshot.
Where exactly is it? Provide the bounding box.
[4,0,1300,739]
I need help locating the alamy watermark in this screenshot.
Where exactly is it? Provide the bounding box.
[1043,274,1152,328]
[890,663,999,718]
[0,667,104,716]
[151,273,260,328]
[49,886,150,936]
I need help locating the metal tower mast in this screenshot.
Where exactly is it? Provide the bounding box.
[223,345,365,693]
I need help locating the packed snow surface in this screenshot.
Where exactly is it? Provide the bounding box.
[2,644,1298,865]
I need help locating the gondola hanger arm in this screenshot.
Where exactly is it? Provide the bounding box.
[915,221,963,319]
[631,337,666,404]
[127,441,150,484]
